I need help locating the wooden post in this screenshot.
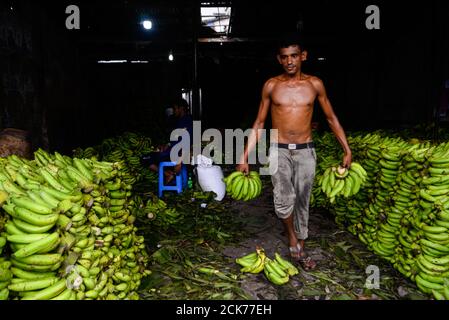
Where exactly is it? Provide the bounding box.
[192,0,201,121]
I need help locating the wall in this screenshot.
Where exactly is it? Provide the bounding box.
[0,2,82,154]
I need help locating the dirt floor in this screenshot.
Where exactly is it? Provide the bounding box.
[222,176,429,300]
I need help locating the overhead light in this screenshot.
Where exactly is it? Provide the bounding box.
[168,52,174,61]
[97,60,127,64]
[317,57,326,61]
[142,20,152,30]
[130,60,149,64]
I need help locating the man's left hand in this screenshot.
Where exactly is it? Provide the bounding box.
[342,152,352,169]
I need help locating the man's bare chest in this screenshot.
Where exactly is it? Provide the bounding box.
[271,83,317,107]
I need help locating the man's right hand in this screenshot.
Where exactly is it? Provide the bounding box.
[236,163,249,174]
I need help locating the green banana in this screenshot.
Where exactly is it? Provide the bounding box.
[10,206,59,227]
[10,267,55,280]
[264,261,289,285]
[267,258,288,278]
[236,252,259,268]
[39,168,71,194]
[10,196,53,215]
[12,232,60,259]
[21,278,67,300]
[8,277,59,292]
[14,253,62,266]
[225,171,244,191]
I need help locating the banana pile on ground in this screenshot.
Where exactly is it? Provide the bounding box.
[73,132,157,193]
[318,162,367,203]
[236,247,299,286]
[0,150,151,300]
[0,241,11,300]
[312,131,449,299]
[134,194,181,227]
[0,234,5,255]
[223,171,262,201]
[431,280,449,300]
[0,193,9,300]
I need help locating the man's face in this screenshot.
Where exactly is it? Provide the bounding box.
[173,106,182,117]
[277,45,307,75]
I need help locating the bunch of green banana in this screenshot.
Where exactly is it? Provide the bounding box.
[428,277,449,300]
[73,132,156,192]
[0,232,6,254]
[415,252,449,298]
[223,171,262,201]
[63,234,150,300]
[0,154,69,300]
[4,230,66,300]
[263,257,290,285]
[0,256,11,300]
[353,141,430,265]
[73,147,99,160]
[0,191,8,207]
[0,150,151,300]
[310,130,449,297]
[319,162,367,202]
[236,248,299,285]
[310,136,341,209]
[274,252,299,276]
[363,144,408,261]
[235,247,266,274]
[137,195,181,226]
[157,207,181,225]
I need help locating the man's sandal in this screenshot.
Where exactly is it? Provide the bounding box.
[289,243,317,271]
[289,243,302,261]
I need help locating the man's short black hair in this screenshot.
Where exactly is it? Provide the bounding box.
[277,32,306,51]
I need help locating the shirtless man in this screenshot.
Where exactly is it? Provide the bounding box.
[237,34,352,270]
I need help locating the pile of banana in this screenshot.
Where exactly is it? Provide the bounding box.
[143,195,181,226]
[311,131,449,299]
[0,189,9,300]
[0,254,11,300]
[73,132,157,193]
[318,162,367,202]
[223,171,263,201]
[0,150,151,300]
[236,247,299,286]
[431,280,449,300]
[0,235,5,254]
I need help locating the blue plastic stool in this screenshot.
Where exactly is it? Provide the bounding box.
[158,162,188,197]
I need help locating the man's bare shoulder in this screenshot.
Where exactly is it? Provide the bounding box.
[262,77,279,92]
[266,76,281,85]
[307,75,325,89]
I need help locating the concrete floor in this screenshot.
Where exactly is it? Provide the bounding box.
[222,177,429,300]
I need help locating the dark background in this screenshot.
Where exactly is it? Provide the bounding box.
[1,0,448,153]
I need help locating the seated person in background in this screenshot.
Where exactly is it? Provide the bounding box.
[142,98,193,184]
[164,106,177,137]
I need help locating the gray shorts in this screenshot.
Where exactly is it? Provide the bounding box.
[268,145,316,240]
